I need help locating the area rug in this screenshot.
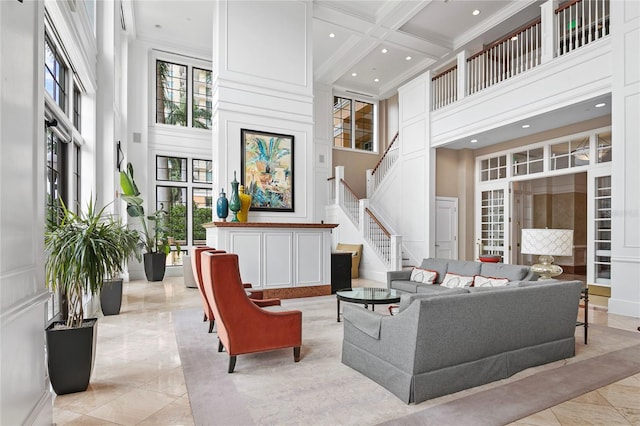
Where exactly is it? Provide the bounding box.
[173,295,640,426]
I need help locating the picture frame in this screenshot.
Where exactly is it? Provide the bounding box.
[241,128,294,212]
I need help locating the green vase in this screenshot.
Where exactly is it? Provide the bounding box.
[229,171,241,222]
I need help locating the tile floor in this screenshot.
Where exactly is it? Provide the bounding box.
[52,276,640,425]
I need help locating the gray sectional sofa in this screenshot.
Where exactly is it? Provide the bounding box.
[387,258,538,295]
[341,278,583,404]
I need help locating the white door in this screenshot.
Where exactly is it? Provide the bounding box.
[435,197,458,259]
[475,182,510,263]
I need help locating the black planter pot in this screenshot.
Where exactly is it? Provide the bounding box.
[144,252,167,281]
[100,279,123,315]
[46,318,98,395]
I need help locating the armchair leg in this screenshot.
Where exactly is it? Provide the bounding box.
[203,313,207,322]
[228,356,237,373]
[293,346,301,362]
[208,319,215,333]
[218,339,224,352]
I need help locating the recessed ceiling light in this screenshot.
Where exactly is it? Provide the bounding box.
[522,124,530,129]
[155,24,162,29]
[472,9,480,16]
[381,48,388,53]
[405,56,412,61]
[329,33,335,38]
[471,139,478,143]
[595,102,606,108]
[374,78,380,82]
[351,72,357,77]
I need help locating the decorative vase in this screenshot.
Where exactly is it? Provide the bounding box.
[238,185,252,222]
[216,188,229,221]
[229,171,241,222]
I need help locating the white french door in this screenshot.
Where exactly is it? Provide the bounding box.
[587,168,612,286]
[475,181,510,263]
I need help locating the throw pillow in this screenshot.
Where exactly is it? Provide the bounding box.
[441,272,474,288]
[410,267,438,284]
[474,275,510,287]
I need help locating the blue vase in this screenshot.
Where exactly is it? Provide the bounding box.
[216,188,229,221]
[229,171,241,222]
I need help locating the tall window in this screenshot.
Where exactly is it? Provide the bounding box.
[156,61,187,126]
[155,157,213,264]
[45,34,67,111]
[73,86,81,132]
[192,68,212,129]
[333,96,376,152]
[155,59,212,129]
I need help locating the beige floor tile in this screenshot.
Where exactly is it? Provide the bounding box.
[572,390,612,406]
[87,388,177,426]
[616,407,640,425]
[136,396,194,426]
[510,408,561,425]
[598,384,640,410]
[551,400,631,425]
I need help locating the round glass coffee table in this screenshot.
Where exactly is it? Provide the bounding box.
[335,287,400,322]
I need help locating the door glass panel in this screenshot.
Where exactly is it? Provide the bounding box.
[480,189,505,258]
[593,175,611,285]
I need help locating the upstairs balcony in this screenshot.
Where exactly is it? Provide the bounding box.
[430,0,611,146]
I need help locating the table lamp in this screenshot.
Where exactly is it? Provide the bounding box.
[521,228,574,279]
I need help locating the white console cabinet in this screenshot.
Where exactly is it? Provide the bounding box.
[204,222,338,289]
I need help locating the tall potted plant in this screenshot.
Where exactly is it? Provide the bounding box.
[45,199,139,394]
[120,162,171,281]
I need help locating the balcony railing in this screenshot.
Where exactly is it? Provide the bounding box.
[432,65,458,110]
[556,0,609,56]
[467,19,542,96]
[431,0,610,109]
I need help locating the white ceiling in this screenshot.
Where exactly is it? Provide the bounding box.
[128,0,611,149]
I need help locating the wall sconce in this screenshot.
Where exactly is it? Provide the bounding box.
[117,141,124,171]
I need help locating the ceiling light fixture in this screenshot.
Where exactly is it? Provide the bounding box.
[329,33,335,38]
[471,139,478,143]
[405,56,412,61]
[381,48,388,53]
[595,102,606,108]
[374,78,379,82]
[472,9,480,16]
[351,72,357,77]
[522,124,530,129]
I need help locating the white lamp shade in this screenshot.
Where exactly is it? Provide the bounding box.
[521,229,574,256]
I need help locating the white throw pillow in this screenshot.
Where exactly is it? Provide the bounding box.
[441,272,474,288]
[474,275,510,287]
[409,267,438,284]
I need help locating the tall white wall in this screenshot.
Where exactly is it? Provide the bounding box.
[396,71,435,262]
[212,0,314,222]
[609,0,640,317]
[0,1,52,424]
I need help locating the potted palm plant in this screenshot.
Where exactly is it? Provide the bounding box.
[45,199,139,394]
[119,162,171,281]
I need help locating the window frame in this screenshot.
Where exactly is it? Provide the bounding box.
[332,94,378,153]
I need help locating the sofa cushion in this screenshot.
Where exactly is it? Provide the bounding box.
[419,258,450,284]
[473,275,510,287]
[392,280,420,293]
[399,287,469,311]
[446,260,482,277]
[480,263,530,282]
[441,272,474,288]
[410,267,438,284]
[416,284,459,294]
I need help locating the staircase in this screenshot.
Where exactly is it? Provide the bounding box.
[326,132,413,282]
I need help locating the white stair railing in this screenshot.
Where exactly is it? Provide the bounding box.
[339,179,360,227]
[367,132,399,197]
[556,0,609,57]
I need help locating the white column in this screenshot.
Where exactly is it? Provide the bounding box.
[212,0,314,223]
[609,0,640,318]
[456,50,468,100]
[0,1,52,424]
[540,0,558,64]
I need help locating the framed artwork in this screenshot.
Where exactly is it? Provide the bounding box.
[241,128,294,212]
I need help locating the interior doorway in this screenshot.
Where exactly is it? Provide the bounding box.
[511,172,587,282]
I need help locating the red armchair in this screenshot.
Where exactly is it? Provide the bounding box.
[191,246,280,333]
[201,252,302,373]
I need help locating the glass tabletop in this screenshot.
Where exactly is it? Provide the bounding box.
[336,287,400,303]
